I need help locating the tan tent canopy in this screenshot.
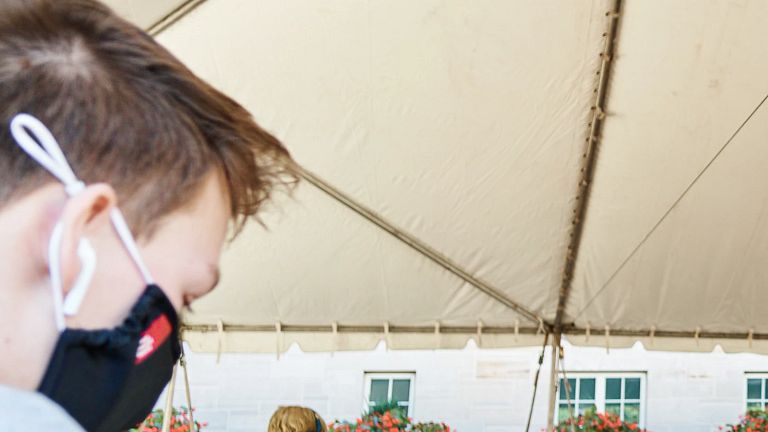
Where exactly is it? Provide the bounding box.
[105,0,768,355]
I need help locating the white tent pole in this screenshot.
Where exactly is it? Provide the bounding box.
[546,333,561,431]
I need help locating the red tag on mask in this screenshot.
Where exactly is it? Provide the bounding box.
[135,314,172,364]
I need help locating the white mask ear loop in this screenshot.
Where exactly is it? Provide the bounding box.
[109,207,155,285]
[45,221,98,329]
[10,113,155,330]
[62,230,97,316]
[45,223,68,331]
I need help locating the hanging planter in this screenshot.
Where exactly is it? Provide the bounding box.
[129,406,207,432]
[329,402,451,432]
[720,409,768,431]
[553,410,646,432]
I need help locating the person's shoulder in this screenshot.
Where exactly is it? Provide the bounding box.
[0,385,84,431]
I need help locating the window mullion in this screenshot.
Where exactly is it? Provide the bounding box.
[619,378,627,420]
[576,379,581,412]
[641,376,646,427]
[764,379,767,408]
[596,375,606,412]
[364,377,372,413]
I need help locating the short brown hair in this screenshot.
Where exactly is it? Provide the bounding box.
[0,0,296,235]
[268,406,327,432]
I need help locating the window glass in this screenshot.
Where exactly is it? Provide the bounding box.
[392,379,411,403]
[606,378,622,400]
[625,378,641,399]
[370,379,389,404]
[579,378,596,400]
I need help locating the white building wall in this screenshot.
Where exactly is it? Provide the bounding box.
[159,341,768,432]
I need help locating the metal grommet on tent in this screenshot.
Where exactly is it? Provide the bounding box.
[595,105,606,120]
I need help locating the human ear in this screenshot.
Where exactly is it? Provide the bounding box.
[55,183,116,295]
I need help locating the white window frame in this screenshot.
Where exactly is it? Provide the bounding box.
[745,372,768,410]
[557,372,647,428]
[363,372,416,416]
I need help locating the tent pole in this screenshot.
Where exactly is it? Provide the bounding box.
[559,344,577,432]
[546,333,561,431]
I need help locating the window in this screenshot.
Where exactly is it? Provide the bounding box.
[558,377,596,418]
[746,373,768,410]
[557,373,645,427]
[364,373,415,415]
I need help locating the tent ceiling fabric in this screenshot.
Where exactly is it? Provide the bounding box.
[566,0,768,339]
[189,184,522,328]
[111,0,768,353]
[154,0,611,352]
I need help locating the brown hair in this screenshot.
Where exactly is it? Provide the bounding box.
[0,0,296,236]
[268,406,327,432]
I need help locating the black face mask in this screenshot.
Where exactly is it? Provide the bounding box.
[10,114,182,432]
[38,285,181,432]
